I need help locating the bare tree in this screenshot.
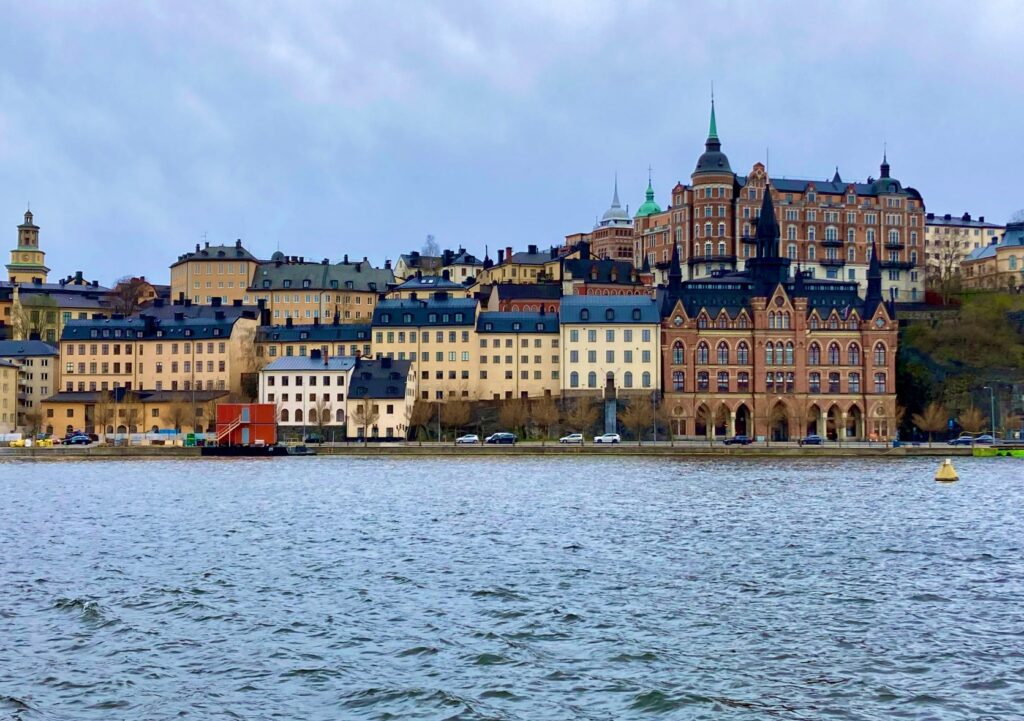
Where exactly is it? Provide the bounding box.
[93,391,115,442]
[497,398,530,437]
[352,398,379,445]
[422,234,440,258]
[564,397,600,438]
[441,399,472,439]
[912,401,947,446]
[313,397,332,443]
[958,406,987,434]
[407,400,433,443]
[654,401,675,446]
[110,276,151,315]
[22,408,43,437]
[162,401,190,434]
[531,396,560,445]
[619,400,654,445]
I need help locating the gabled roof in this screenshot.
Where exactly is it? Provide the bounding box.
[563,259,642,285]
[392,275,465,292]
[253,260,393,293]
[60,306,257,342]
[476,311,559,333]
[740,175,923,201]
[172,242,259,266]
[0,340,59,357]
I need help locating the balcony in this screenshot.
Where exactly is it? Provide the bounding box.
[885,241,905,250]
[880,259,914,270]
[819,258,846,267]
[820,238,844,248]
[687,254,738,266]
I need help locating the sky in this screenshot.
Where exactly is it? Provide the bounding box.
[2,1,1022,285]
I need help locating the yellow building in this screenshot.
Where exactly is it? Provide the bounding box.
[3,280,112,344]
[0,359,17,433]
[58,301,259,397]
[6,210,49,283]
[371,295,477,401]
[559,295,661,397]
[474,244,577,286]
[475,311,560,400]
[962,222,1024,291]
[170,239,262,305]
[42,389,228,437]
[924,212,1004,283]
[346,357,417,439]
[385,272,471,300]
[247,254,393,325]
[0,339,60,432]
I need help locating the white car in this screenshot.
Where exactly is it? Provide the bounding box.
[593,433,621,444]
[455,434,479,444]
[559,433,583,444]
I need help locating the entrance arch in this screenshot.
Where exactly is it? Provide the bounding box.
[846,404,863,440]
[734,403,751,436]
[713,403,730,438]
[806,404,822,437]
[695,403,711,438]
[770,402,790,442]
[826,405,842,441]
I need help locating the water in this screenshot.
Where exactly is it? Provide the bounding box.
[1,456,1022,720]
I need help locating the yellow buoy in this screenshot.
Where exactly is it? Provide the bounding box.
[935,459,959,483]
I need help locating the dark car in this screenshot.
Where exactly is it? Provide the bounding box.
[798,434,824,446]
[723,435,753,446]
[303,434,325,444]
[485,432,517,445]
[66,434,92,445]
[948,434,980,446]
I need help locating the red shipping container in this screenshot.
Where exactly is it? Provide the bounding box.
[215,403,277,446]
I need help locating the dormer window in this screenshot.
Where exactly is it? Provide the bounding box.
[283,280,292,288]
[403,313,412,323]
[262,280,271,288]
[512,322,521,331]
[381,313,390,324]
[484,322,493,331]
[580,309,589,321]
[345,281,354,289]
[455,313,464,322]
[184,329,192,337]
[535,323,544,331]
[605,309,615,321]
[428,313,437,323]
[302,279,311,288]
[300,332,309,340]
[330,280,339,289]
[632,309,641,321]
[213,329,221,336]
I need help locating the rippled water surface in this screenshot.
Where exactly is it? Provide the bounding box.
[1,456,1023,720]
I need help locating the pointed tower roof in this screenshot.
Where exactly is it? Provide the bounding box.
[708,98,718,140]
[641,255,651,273]
[668,239,682,290]
[693,98,731,177]
[880,149,890,179]
[865,239,883,307]
[635,168,662,218]
[755,184,780,258]
[597,175,631,227]
[832,167,842,184]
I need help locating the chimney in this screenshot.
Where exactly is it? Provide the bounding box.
[343,254,349,264]
[506,246,512,260]
[153,298,165,308]
[184,299,192,307]
[409,291,417,302]
[195,243,200,253]
[962,212,971,222]
[75,270,84,282]
[260,307,270,326]
[313,316,320,326]
[235,238,242,248]
[497,249,505,263]
[233,299,242,306]
[211,297,222,307]
[205,241,210,248]
[382,356,392,369]
[384,259,392,270]
[528,244,538,254]
[286,317,293,328]
[979,216,985,223]
[442,269,450,281]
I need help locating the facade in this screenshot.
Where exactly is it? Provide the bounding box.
[170,240,262,305]
[258,352,355,429]
[248,254,393,325]
[256,320,372,362]
[347,357,416,440]
[484,283,561,312]
[1,277,111,343]
[474,245,573,286]
[386,272,471,300]
[961,222,1024,291]
[0,359,16,432]
[371,295,477,401]
[214,403,277,445]
[476,311,560,400]
[0,339,59,431]
[588,178,636,261]
[58,301,259,396]
[559,295,661,397]
[441,247,484,283]
[6,210,49,283]
[659,185,898,441]
[42,388,228,436]
[632,103,925,301]
[394,251,442,280]
[924,212,1004,284]
[561,256,653,297]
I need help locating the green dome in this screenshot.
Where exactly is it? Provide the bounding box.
[634,180,662,218]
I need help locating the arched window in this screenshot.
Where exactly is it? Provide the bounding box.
[295,408,304,423]
[672,370,685,391]
[570,371,579,388]
[623,371,633,388]
[784,342,794,365]
[642,372,652,388]
[807,245,816,260]
[808,226,816,242]
[783,312,791,329]
[765,341,774,365]
[672,341,684,365]
[308,409,318,424]
[828,343,841,365]
[697,342,709,364]
[774,343,784,365]
[1011,256,1019,270]
[704,241,712,256]
[788,244,797,259]
[768,311,777,329]
[717,371,729,391]
[808,343,821,365]
[717,241,726,255]
[737,342,749,365]
[705,222,712,237]
[825,226,838,241]
[737,315,749,329]
[848,246,856,262]
[580,309,589,321]
[787,225,797,241]
[874,342,887,366]
[336,409,345,422]
[809,316,819,330]
[809,372,821,393]
[716,315,728,329]
[694,225,700,239]
[717,342,729,365]
[587,371,597,388]
[848,372,861,393]
[848,343,861,365]
[847,228,856,243]
[717,223,726,238]
[280,408,290,422]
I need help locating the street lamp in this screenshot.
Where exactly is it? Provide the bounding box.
[982,385,996,437]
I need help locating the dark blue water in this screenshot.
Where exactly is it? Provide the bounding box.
[1,457,1022,720]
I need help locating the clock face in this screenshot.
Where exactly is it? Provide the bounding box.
[673,316,683,327]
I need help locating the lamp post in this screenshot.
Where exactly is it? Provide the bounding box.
[983,385,996,437]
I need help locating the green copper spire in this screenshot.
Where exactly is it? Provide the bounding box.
[635,166,662,218]
[708,97,718,140]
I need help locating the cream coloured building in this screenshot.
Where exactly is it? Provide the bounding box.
[170,240,262,305]
[0,339,59,431]
[259,352,355,430]
[924,212,1003,283]
[962,222,1024,291]
[346,357,416,440]
[0,359,17,432]
[475,311,560,400]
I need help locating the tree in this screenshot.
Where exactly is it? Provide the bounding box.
[958,406,987,434]
[497,398,530,437]
[531,396,561,444]
[407,400,433,443]
[313,397,332,442]
[911,401,947,446]
[564,397,600,438]
[162,401,190,434]
[441,399,472,439]
[110,276,151,315]
[92,391,115,442]
[234,325,265,401]
[422,234,440,258]
[654,401,676,446]
[22,408,43,437]
[352,398,379,446]
[619,400,654,445]
[1001,410,1023,439]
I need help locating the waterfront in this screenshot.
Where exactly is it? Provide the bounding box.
[1,457,1022,720]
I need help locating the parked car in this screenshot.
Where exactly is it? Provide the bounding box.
[303,433,324,444]
[974,434,996,444]
[66,434,92,445]
[485,432,516,445]
[723,435,753,446]
[798,434,823,446]
[949,434,995,445]
[559,433,583,444]
[593,433,621,444]
[455,434,480,444]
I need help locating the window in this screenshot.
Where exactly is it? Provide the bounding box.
[570,371,579,388]
[697,342,709,364]
[717,371,729,392]
[697,371,709,391]
[848,372,861,393]
[672,370,684,391]
[874,343,887,366]
[874,372,887,393]
[809,372,821,393]
[737,371,749,392]
[848,343,861,365]
[828,372,841,393]
[642,372,651,388]
[784,342,794,365]
[587,371,597,388]
[716,342,729,365]
[808,343,821,366]
[623,371,633,388]
[737,342,749,365]
[774,343,784,366]
[828,343,841,365]
[765,341,774,365]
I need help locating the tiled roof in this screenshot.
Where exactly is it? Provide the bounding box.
[60,306,257,342]
[563,259,643,285]
[172,242,259,266]
[253,259,393,293]
[476,311,559,333]
[926,213,1002,229]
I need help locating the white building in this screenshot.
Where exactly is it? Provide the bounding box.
[258,351,355,430]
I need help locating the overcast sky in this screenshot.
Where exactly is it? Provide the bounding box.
[2,1,1022,284]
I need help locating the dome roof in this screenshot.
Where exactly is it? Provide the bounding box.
[692,100,732,177]
[635,178,662,218]
[595,177,633,228]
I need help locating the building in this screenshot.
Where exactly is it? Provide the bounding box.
[386,271,471,300]
[0,339,59,431]
[441,247,484,283]
[559,294,661,397]
[371,294,477,401]
[346,356,416,440]
[961,222,1024,292]
[1,276,111,343]
[256,320,372,362]
[483,282,562,313]
[631,101,926,301]
[170,239,262,305]
[258,351,355,432]
[42,388,228,437]
[214,403,278,445]
[394,251,442,280]
[0,359,16,433]
[476,311,560,400]
[561,256,653,297]
[658,185,898,441]
[474,245,572,286]
[587,178,636,261]
[58,300,260,396]
[924,212,1004,285]
[6,210,49,284]
[248,253,393,325]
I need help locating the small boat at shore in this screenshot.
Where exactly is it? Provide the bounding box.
[973,445,1024,458]
[200,444,316,457]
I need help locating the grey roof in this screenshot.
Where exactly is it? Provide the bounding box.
[563,259,644,285]
[253,259,393,293]
[0,359,17,368]
[257,323,372,343]
[0,340,59,357]
[43,389,227,404]
[264,356,357,372]
[0,280,110,294]
[392,275,465,291]
[739,175,923,201]
[373,297,478,327]
[477,311,559,333]
[491,282,562,300]
[61,306,257,342]
[559,295,660,324]
[446,249,483,266]
[965,222,1024,261]
[349,358,411,399]
[398,253,442,270]
[173,241,259,266]
[926,213,1002,229]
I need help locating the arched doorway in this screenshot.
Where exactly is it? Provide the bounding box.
[734,403,751,436]
[826,405,841,441]
[695,403,710,438]
[770,402,789,442]
[806,404,822,437]
[604,371,616,398]
[846,405,863,440]
[713,404,729,438]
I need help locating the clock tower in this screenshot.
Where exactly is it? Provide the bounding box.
[7,209,50,283]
